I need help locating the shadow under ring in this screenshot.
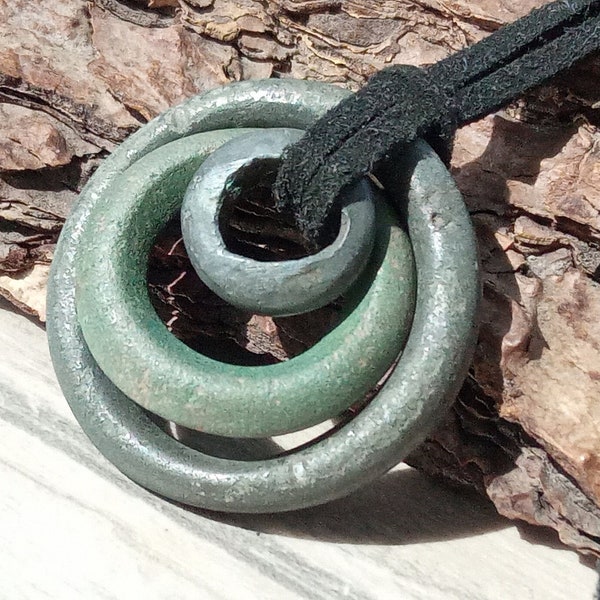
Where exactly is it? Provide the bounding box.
[47,79,480,513]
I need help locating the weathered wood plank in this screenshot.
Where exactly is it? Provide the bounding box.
[0,305,596,599]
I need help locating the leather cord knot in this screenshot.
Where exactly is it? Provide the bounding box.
[275,65,455,244]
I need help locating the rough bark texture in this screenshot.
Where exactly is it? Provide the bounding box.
[2,0,600,556]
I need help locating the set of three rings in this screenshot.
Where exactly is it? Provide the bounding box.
[47,79,479,513]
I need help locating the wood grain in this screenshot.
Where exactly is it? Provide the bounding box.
[0,304,596,600]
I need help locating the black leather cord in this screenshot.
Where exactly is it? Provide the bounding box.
[274,0,600,243]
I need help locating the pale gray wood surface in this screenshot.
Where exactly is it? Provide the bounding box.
[0,305,597,600]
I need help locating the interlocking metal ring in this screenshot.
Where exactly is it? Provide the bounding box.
[73,127,415,438]
[47,79,479,513]
[182,128,377,316]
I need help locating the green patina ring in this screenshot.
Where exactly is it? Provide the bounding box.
[47,79,479,513]
[181,128,377,317]
[74,127,415,438]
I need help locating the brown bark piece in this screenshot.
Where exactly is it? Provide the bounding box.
[502,271,600,502]
[499,123,600,240]
[487,447,600,553]
[90,5,235,121]
[0,262,51,321]
[414,0,549,27]
[0,104,99,171]
[0,0,140,144]
[146,0,180,8]
[1,0,600,557]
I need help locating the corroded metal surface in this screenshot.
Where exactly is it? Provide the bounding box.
[47,79,479,513]
[181,128,376,316]
[74,128,415,437]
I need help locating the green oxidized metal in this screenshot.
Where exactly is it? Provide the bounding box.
[74,127,415,438]
[47,79,480,513]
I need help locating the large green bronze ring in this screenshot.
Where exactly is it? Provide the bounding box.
[74,126,414,438]
[47,79,479,513]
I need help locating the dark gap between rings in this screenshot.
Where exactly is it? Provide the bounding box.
[145,216,366,459]
[147,216,345,366]
[144,177,397,458]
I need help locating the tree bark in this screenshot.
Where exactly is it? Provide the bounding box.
[2,0,600,556]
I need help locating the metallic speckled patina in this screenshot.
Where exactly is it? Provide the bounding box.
[47,79,479,513]
[181,128,376,317]
[74,126,414,437]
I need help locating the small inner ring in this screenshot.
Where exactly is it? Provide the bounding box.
[181,128,377,317]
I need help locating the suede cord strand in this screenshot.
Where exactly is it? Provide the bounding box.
[274,0,600,243]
